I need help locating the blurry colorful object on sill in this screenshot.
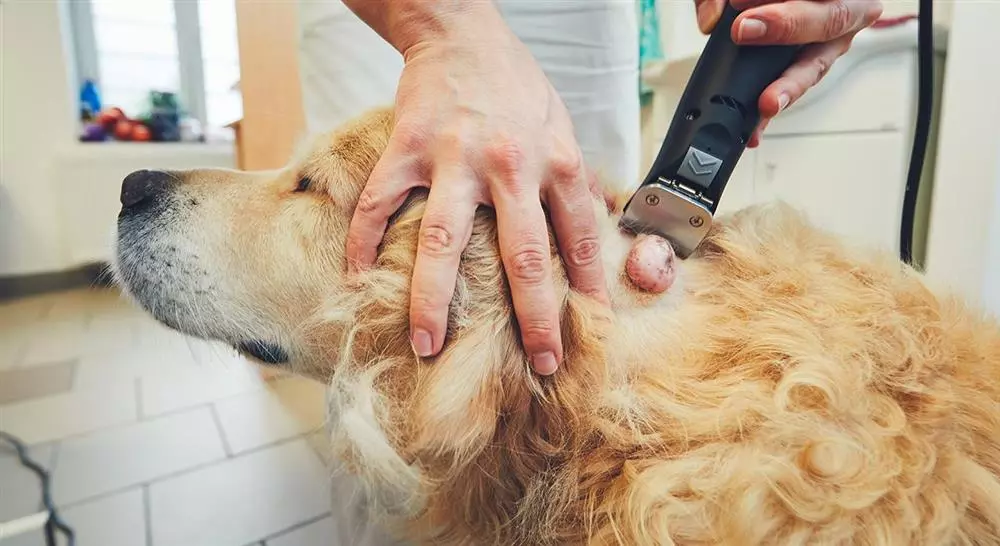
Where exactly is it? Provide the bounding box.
[78,88,204,144]
[79,79,102,122]
[140,91,183,142]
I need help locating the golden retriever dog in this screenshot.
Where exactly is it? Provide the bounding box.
[112,107,1000,545]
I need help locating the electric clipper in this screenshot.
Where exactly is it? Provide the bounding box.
[620,4,802,257]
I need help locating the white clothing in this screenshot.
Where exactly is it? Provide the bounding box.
[296,2,640,543]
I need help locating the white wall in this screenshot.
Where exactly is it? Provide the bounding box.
[923,0,1000,313]
[1,0,79,276]
[0,1,234,277]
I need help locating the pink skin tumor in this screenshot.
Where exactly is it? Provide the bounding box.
[625,234,677,293]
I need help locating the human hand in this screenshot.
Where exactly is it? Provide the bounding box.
[344,3,608,376]
[695,0,883,147]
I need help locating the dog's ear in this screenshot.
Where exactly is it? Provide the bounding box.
[327,108,395,191]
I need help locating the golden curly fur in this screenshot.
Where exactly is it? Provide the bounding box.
[113,107,1000,545]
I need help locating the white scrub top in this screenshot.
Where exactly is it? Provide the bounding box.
[297,2,640,543]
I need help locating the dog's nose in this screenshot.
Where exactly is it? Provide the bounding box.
[121,169,172,208]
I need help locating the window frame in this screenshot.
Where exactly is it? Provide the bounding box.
[66,0,210,134]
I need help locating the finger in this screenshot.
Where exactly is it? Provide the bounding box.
[409,167,477,358]
[584,167,615,213]
[602,189,617,214]
[694,0,728,34]
[732,0,881,45]
[545,163,610,307]
[345,153,422,273]
[747,118,770,148]
[625,234,678,293]
[757,34,854,119]
[493,187,562,375]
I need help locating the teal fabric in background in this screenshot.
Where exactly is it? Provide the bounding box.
[638,0,664,106]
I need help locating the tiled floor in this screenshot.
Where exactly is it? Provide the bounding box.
[0,287,336,546]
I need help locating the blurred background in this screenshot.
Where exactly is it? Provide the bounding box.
[0,0,997,545]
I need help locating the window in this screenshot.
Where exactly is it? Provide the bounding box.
[68,0,242,143]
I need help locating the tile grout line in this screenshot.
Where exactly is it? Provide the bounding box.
[257,512,332,544]
[58,432,317,510]
[10,340,28,369]
[135,377,145,420]
[208,403,234,458]
[6,401,214,449]
[68,358,81,393]
[143,484,154,546]
[139,379,270,421]
[5,369,282,455]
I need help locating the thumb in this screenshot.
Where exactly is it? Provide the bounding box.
[695,0,727,34]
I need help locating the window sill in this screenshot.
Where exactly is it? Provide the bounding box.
[61,140,235,162]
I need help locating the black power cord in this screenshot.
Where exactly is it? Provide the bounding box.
[899,0,934,266]
[0,431,76,546]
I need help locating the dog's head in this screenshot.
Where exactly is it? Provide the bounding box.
[114,109,401,374]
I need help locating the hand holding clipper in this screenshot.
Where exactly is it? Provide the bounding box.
[620,3,801,257]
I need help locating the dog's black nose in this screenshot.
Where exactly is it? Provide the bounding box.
[121,169,171,208]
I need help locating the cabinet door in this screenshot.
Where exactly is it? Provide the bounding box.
[753,132,908,253]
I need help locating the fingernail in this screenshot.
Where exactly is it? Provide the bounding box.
[412,329,433,357]
[532,352,558,375]
[738,18,767,41]
[777,93,791,113]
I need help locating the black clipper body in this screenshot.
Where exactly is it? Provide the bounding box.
[620,5,801,257]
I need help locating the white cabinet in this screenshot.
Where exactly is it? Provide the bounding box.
[752,132,909,253]
[641,21,948,259]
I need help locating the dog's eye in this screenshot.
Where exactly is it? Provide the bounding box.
[294,176,312,193]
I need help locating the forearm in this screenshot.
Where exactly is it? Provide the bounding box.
[341,0,506,54]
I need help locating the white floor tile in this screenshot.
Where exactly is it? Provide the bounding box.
[0,322,31,370]
[53,408,226,505]
[136,321,198,353]
[266,516,336,546]
[214,378,328,455]
[0,381,137,445]
[60,488,147,546]
[82,312,140,352]
[19,318,89,367]
[44,289,115,324]
[0,294,51,329]
[0,484,148,546]
[73,340,202,392]
[149,439,331,546]
[141,359,266,418]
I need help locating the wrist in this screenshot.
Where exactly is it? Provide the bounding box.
[350,0,508,55]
